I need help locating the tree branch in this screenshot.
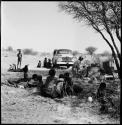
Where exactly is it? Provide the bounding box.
[101,1,121,60]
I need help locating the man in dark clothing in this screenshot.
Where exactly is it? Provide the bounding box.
[63,72,73,96]
[97,82,108,113]
[44,58,48,68]
[37,60,41,68]
[47,58,52,68]
[37,75,43,92]
[23,65,29,81]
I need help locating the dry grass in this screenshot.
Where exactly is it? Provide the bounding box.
[1,50,120,123]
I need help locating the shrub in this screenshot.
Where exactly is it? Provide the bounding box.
[72,50,80,56]
[23,48,38,55]
[6,46,13,52]
[40,52,51,57]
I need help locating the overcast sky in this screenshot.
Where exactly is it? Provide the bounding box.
[1,1,120,53]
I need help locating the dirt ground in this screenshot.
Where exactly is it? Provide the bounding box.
[1,51,120,124]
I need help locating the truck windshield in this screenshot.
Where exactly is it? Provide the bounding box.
[57,50,72,54]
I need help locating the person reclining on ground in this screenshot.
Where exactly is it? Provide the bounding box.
[42,68,58,98]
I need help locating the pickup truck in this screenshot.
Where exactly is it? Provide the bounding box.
[52,49,76,68]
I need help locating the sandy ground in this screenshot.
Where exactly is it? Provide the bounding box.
[1,51,120,124]
[1,82,119,124]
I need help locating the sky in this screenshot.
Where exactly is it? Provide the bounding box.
[1,1,120,53]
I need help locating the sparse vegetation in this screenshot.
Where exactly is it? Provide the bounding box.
[1,50,120,123]
[85,46,97,56]
[23,48,38,55]
[6,46,14,52]
[101,51,112,57]
[72,50,80,56]
[40,52,51,57]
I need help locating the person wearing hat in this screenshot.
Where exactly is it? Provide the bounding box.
[72,56,84,77]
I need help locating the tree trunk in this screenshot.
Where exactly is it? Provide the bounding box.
[94,26,120,78]
[111,47,120,79]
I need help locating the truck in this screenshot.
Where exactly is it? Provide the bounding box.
[52,49,76,68]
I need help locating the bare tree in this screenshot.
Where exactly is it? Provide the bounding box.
[58,1,121,78]
[85,46,97,56]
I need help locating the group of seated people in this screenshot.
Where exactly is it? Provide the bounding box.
[42,69,73,98]
[22,68,74,98]
[28,69,73,98]
[8,64,110,113]
[23,68,110,113]
[43,58,52,69]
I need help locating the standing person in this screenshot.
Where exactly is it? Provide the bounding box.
[72,56,83,77]
[17,49,22,69]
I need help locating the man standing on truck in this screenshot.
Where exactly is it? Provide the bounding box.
[17,49,22,69]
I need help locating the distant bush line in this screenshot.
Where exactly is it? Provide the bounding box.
[23,48,38,55]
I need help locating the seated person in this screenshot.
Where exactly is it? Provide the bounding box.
[13,64,16,70]
[37,60,41,68]
[22,65,29,81]
[47,59,52,69]
[27,74,39,87]
[37,75,43,92]
[63,72,73,96]
[78,65,87,78]
[8,65,13,71]
[43,58,48,68]
[43,68,58,98]
[55,74,65,98]
[97,82,108,113]
[8,64,16,71]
